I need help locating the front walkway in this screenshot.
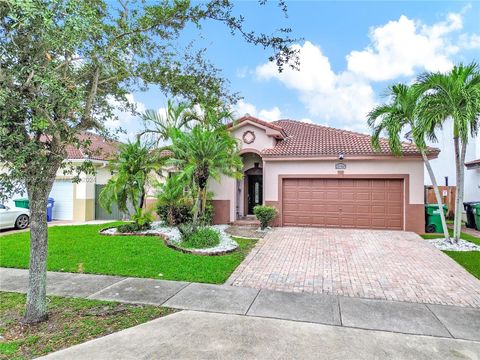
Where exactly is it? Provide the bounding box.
[1,267,480,342]
[227,227,480,308]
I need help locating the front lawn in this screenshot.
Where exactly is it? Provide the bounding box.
[0,224,256,284]
[421,230,480,279]
[0,292,174,359]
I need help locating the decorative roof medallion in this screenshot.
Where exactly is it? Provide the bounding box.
[242,130,255,144]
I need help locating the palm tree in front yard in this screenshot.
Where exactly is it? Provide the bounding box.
[367,83,450,241]
[99,140,161,221]
[167,122,242,224]
[138,100,193,146]
[415,63,480,242]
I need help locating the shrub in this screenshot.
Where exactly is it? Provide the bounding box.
[198,202,214,225]
[180,226,220,249]
[253,205,277,230]
[117,222,150,233]
[132,210,154,227]
[156,176,193,226]
[157,203,192,226]
[178,222,197,239]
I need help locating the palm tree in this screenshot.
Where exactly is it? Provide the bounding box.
[99,140,161,222]
[415,63,480,242]
[367,83,450,241]
[167,123,242,223]
[138,100,193,146]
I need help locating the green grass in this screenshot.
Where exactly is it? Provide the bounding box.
[0,223,257,284]
[0,292,174,360]
[421,229,480,279]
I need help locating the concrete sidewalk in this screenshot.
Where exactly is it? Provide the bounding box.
[39,310,480,360]
[1,267,479,342]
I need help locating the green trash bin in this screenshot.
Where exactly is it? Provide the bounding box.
[13,198,29,209]
[425,204,448,233]
[472,203,480,231]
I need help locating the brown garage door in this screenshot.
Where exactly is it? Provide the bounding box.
[282,178,404,230]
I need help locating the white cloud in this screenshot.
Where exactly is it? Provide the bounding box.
[254,8,478,132]
[459,33,480,49]
[299,118,314,124]
[346,10,478,81]
[256,41,375,131]
[233,100,282,122]
[259,107,282,122]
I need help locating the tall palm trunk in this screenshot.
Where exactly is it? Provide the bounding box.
[452,135,465,243]
[453,141,467,242]
[421,151,450,241]
[192,186,201,224]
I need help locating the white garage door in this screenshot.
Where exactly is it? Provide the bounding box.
[49,180,74,220]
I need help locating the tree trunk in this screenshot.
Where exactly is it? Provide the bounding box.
[422,151,450,242]
[454,142,467,242]
[192,187,201,224]
[23,172,57,324]
[139,187,145,210]
[453,136,462,243]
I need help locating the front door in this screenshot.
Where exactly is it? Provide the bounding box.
[247,175,263,214]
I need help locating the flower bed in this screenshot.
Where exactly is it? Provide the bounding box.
[427,238,480,251]
[100,222,239,256]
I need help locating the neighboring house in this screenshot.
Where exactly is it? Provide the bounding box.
[5,132,119,221]
[425,118,480,205]
[209,116,438,234]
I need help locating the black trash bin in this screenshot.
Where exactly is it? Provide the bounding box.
[463,201,480,229]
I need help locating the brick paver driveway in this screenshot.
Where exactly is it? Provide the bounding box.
[228,227,480,308]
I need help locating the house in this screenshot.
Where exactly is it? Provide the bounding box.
[208,116,439,233]
[6,132,119,221]
[424,118,480,209]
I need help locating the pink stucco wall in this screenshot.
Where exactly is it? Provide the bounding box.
[264,159,424,204]
[230,123,277,153]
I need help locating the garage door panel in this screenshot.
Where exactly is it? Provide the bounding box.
[326,191,340,200]
[372,205,386,213]
[389,206,402,214]
[388,192,403,201]
[356,192,371,201]
[341,192,355,201]
[311,204,325,212]
[282,178,404,230]
[325,216,341,227]
[49,180,74,220]
[372,192,386,201]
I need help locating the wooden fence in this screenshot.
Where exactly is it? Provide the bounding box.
[424,185,456,218]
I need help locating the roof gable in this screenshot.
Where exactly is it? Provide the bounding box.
[227,116,286,139]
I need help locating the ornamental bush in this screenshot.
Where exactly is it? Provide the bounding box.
[180,226,220,249]
[253,205,277,230]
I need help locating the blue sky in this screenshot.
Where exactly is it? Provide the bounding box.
[113,1,480,139]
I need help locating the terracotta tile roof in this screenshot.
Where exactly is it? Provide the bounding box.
[66,132,118,161]
[228,115,286,136]
[157,149,173,158]
[465,159,480,168]
[260,119,438,158]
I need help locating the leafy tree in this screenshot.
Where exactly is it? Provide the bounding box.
[139,100,193,146]
[168,111,242,223]
[415,63,480,242]
[0,0,297,323]
[99,140,159,223]
[367,84,450,241]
